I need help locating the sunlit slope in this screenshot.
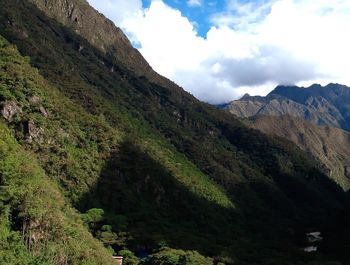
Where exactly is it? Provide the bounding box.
[0,0,349,264]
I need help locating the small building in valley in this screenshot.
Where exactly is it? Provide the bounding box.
[112,256,123,265]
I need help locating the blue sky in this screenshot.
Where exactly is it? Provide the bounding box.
[87,0,350,103]
[150,0,223,36]
[141,0,269,37]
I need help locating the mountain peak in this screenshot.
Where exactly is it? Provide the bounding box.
[27,0,175,89]
[225,82,350,131]
[241,93,251,99]
[2,1,350,264]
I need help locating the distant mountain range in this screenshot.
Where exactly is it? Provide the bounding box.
[224,83,350,132]
[223,84,350,191]
[1,0,350,264]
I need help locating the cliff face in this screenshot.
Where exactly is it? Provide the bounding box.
[28,0,174,88]
[246,115,350,191]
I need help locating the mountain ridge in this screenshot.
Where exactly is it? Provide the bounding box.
[224,83,350,131]
[1,0,350,264]
[28,0,182,91]
[245,115,350,190]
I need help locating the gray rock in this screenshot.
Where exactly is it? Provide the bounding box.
[1,101,22,122]
[27,120,44,143]
[29,95,41,104]
[39,106,49,117]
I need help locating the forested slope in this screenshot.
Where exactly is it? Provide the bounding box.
[0,1,349,264]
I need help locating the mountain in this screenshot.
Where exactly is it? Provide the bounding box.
[28,0,177,89]
[224,83,350,132]
[245,115,350,191]
[223,84,350,192]
[1,0,350,264]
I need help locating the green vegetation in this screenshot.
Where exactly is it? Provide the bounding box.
[0,0,349,264]
[0,121,114,264]
[143,247,213,265]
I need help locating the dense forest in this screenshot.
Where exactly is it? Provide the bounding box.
[0,0,350,264]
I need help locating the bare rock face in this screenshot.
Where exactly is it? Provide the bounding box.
[29,95,41,104]
[27,119,44,143]
[1,101,22,122]
[29,96,49,117]
[27,0,168,85]
[39,106,49,117]
[28,0,180,92]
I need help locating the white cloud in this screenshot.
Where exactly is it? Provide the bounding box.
[87,0,142,24]
[122,1,207,76]
[187,0,202,7]
[88,0,350,104]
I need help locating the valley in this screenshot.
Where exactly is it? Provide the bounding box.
[0,0,349,264]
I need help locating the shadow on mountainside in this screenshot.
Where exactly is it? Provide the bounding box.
[76,139,350,265]
[76,139,241,257]
[1,1,350,263]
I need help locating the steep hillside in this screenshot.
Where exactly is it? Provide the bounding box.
[224,84,350,131]
[0,0,350,264]
[0,39,114,264]
[28,0,177,89]
[0,34,220,264]
[245,115,350,190]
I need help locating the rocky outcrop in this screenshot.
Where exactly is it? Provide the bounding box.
[28,0,177,90]
[1,100,22,122]
[26,119,44,143]
[29,96,49,117]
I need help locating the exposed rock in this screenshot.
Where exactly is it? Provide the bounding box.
[1,101,22,122]
[172,110,182,122]
[23,218,50,254]
[28,96,49,117]
[58,128,69,139]
[39,106,49,117]
[28,0,175,89]
[223,83,350,190]
[29,95,41,104]
[223,83,350,132]
[27,119,44,143]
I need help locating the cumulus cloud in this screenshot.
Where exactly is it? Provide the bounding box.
[88,0,350,104]
[187,0,202,7]
[87,0,142,24]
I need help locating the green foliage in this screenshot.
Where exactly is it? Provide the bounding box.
[82,208,105,225]
[118,249,140,265]
[0,121,115,264]
[0,1,349,265]
[144,247,213,265]
[97,225,118,247]
[0,206,32,265]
